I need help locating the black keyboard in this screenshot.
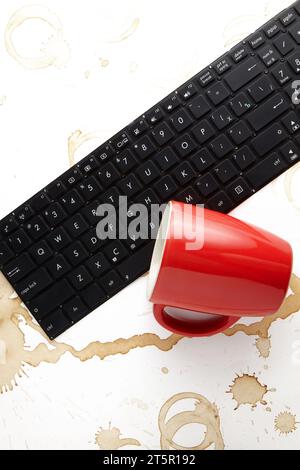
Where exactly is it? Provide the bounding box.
[2,1,300,339]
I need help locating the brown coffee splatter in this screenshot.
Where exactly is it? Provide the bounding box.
[255,337,271,358]
[284,163,300,213]
[227,374,269,409]
[107,18,140,43]
[158,392,224,450]
[68,130,102,167]
[275,412,298,435]
[99,58,109,68]
[95,424,141,450]
[4,5,70,69]
[161,367,169,374]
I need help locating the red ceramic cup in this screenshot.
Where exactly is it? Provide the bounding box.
[147,201,293,337]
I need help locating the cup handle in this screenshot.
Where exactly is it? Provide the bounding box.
[153,304,241,337]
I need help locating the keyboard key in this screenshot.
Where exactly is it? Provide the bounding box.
[8,229,31,253]
[173,134,196,157]
[210,135,234,158]
[258,46,279,67]
[0,241,14,266]
[114,150,137,174]
[198,69,214,87]
[146,107,164,125]
[29,279,74,320]
[248,32,265,49]
[282,111,300,134]
[47,255,71,279]
[187,95,211,119]
[173,161,196,185]
[41,309,71,339]
[15,205,34,223]
[97,162,120,189]
[195,174,219,197]
[68,266,92,290]
[213,57,231,75]
[162,94,181,113]
[279,9,297,27]
[101,270,123,295]
[110,131,130,152]
[251,123,288,156]
[2,253,35,282]
[47,181,66,199]
[44,203,67,227]
[133,136,156,159]
[136,161,160,185]
[190,149,215,172]
[78,175,101,200]
[170,109,193,133]
[247,93,289,131]
[264,21,281,38]
[17,267,52,301]
[228,121,252,145]
[79,156,98,175]
[230,44,249,63]
[192,120,215,144]
[86,253,110,277]
[207,82,230,105]
[64,297,88,321]
[31,192,51,211]
[227,178,252,203]
[225,58,263,92]
[101,187,120,206]
[0,215,18,235]
[118,174,142,197]
[289,22,300,44]
[154,175,178,200]
[94,143,114,163]
[60,190,84,214]
[229,92,253,116]
[64,214,89,238]
[30,241,53,264]
[151,122,174,145]
[26,215,49,240]
[211,106,234,130]
[288,51,300,73]
[274,34,294,56]
[155,147,179,171]
[280,141,300,163]
[246,153,287,189]
[82,228,102,252]
[176,187,201,204]
[178,82,198,100]
[247,76,275,103]
[214,160,238,184]
[81,283,106,308]
[128,118,149,137]
[48,227,71,251]
[81,200,100,225]
[65,241,89,266]
[64,168,82,188]
[271,63,291,86]
[103,241,127,264]
[207,191,234,213]
[233,146,256,170]
[117,243,154,282]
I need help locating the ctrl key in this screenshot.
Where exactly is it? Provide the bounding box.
[41,310,71,339]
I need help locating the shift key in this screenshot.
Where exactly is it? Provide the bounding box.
[16,267,52,301]
[251,123,287,156]
[246,153,287,190]
[247,93,290,131]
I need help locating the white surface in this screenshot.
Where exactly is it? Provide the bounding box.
[0,0,300,450]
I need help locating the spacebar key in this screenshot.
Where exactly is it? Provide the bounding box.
[246,153,287,190]
[117,242,155,281]
[29,279,74,321]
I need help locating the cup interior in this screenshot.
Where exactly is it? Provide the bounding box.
[147,202,172,300]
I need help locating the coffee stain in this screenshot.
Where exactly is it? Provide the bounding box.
[255,337,271,358]
[227,374,269,409]
[266,407,272,412]
[4,5,70,69]
[275,412,298,435]
[284,163,300,213]
[68,130,102,167]
[95,424,141,450]
[161,367,169,374]
[224,274,300,339]
[84,70,91,79]
[158,392,224,450]
[223,15,263,47]
[107,18,140,43]
[99,58,109,68]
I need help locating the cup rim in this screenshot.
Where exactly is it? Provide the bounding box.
[147,201,172,300]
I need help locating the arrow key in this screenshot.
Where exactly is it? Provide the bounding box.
[282,111,300,134]
[280,141,300,164]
